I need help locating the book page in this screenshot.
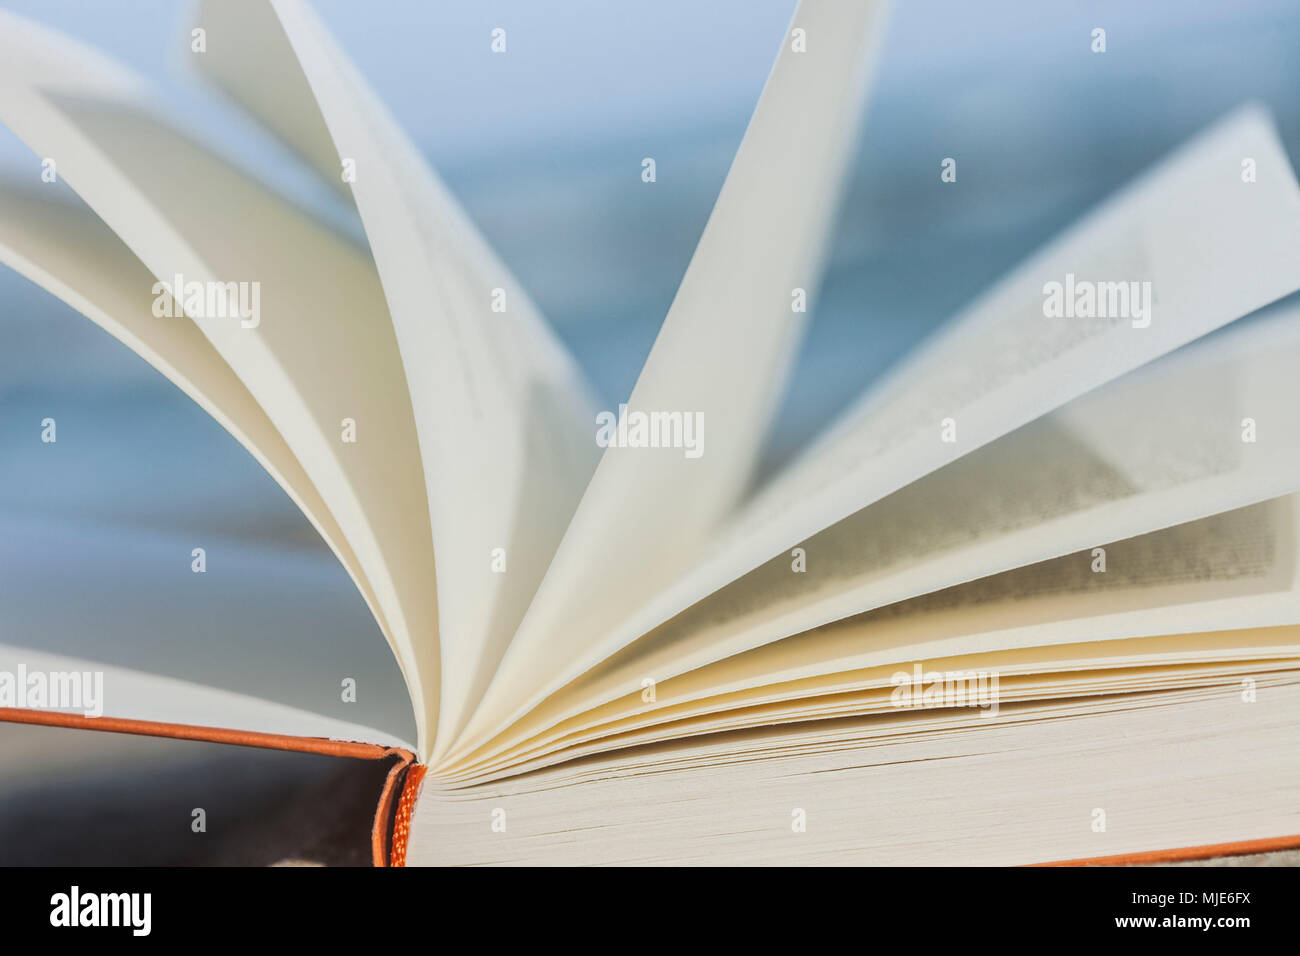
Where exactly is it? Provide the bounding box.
[0,11,440,753]
[445,104,1300,768]
[737,106,1300,544]
[452,0,892,762]
[445,303,1300,770]
[256,0,603,756]
[460,498,1300,776]
[464,634,1300,782]
[639,106,1300,681]
[0,643,410,749]
[0,510,416,748]
[412,676,1300,864]
[191,0,347,198]
[0,185,395,652]
[581,309,1300,687]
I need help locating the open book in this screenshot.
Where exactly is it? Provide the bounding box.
[5,0,1300,866]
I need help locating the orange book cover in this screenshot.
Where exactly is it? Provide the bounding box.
[0,708,420,867]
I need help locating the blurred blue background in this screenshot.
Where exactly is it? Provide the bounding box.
[3,0,1300,733]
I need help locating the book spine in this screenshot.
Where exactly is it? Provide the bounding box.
[386,764,427,867]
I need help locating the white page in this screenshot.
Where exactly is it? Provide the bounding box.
[467,497,1300,772]
[719,105,1300,615]
[263,0,603,756]
[447,103,1300,765]
[0,510,415,748]
[191,0,348,198]
[447,305,1300,768]
[0,11,440,754]
[469,641,1300,781]
[0,644,410,749]
[670,501,1300,711]
[552,308,1300,704]
[0,185,397,652]
[453,0,892,760]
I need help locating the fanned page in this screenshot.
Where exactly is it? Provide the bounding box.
[445,104,1300,770]
[452,500,1300,780]
[0,10,439,747]
[195,0,603,758]
[452,0,894,764]
[436,309,1300,776]
[0,183,414,748]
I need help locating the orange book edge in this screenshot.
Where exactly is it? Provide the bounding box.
[1033,833,1300,866]
[4,707,1299,866]
[0,707,419,867]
